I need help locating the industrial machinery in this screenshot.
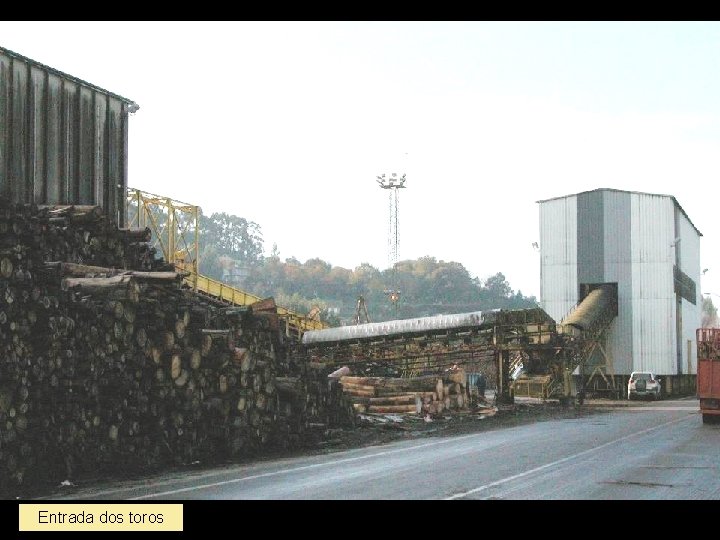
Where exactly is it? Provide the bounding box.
[126,187,326,337]
[302,284,619,402]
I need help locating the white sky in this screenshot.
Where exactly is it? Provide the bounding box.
[2,21,720,300]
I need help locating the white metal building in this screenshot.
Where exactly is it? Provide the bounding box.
[538,188,702,379]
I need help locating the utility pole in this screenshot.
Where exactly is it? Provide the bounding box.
[376,172,406,318]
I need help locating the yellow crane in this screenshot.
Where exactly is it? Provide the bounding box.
[126,188,326,337]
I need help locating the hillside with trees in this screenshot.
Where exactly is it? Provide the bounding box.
[194,210,538,325]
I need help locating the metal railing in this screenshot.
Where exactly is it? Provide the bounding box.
[127,187,327,336]
[186,270,326,335]
[512,375,552,400]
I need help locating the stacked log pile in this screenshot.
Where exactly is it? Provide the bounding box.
[340,368,469,415]
[257,304,355,450]
[272,366,355,449]
[0,201,354,495]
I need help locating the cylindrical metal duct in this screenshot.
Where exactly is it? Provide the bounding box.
[302,311,494,345]
[560,285,615,332]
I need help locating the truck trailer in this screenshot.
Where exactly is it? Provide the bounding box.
[697,328,720,424]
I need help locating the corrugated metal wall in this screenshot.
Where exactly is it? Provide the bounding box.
[602,190,633,375]
[540,189,702,376]
[0,47,135,225]
[577,190,604,284]
[679,211,701,374]
[630,193,676,375]
[539,196,578,322]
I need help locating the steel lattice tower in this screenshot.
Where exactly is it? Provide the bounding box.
[376,172,406,315]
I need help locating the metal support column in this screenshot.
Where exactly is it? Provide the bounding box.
[497,349,514,404]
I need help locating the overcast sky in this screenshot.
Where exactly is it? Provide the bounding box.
[2,21,719,300]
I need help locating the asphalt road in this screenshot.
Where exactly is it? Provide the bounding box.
[52,398,717,500]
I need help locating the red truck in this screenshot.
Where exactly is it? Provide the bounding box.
[697,328,720,424]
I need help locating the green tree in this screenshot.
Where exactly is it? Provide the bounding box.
[198,212,264,281]
[703,296,718,328]
[200,243,223,280]
[236,250,538,326]
[484,272,513,299]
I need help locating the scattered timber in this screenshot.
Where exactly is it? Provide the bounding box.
[338,369,469,416]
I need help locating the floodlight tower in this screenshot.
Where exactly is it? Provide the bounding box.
[376,172,406,317]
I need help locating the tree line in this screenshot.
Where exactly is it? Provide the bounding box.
[130,202,720,328]
[196,211,538,325]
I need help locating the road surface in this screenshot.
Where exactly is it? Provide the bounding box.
[51,398,718,500]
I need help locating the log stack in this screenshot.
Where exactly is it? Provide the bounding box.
[256,303,356,451]
[272,366,355,450]
[304,363,356,428]
[0,201,354,495]
[340,368,469,416]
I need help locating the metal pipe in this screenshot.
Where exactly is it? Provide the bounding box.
[560,285,615,332]
[302,310,496,345]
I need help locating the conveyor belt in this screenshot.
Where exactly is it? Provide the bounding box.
[185,271,326,334]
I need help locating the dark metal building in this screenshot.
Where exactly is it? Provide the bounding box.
[0,46,138,225]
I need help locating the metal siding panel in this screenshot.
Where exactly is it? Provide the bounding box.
[30,66,46,203]
[11,58,27,203]
[678,209,701,296]
[107,99,122,223]
[679,210,701,374]
[674,207,683,373]
[45,73,62,204]
[0,49,133,224]
[631,194,676,374]
[0,53,9,198]
[540,196,577,321]
[681,299,699,374]
[603,190,633,374]
[94,93,106,208]
[63,81,78,203]
[577,190,604,286]
[119,103,129,226]
[78,86,94,205]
